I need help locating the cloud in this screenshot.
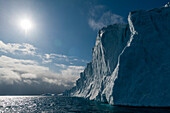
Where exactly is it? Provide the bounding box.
[88,19,104,31]
[0,40,36,55]
[41,53,68,64]
[0,40,88,65]
[88,5,124,30]
[0,40,87,94]
[0,55,48,84]
[0,68,21,85]
[0,55,85,94]
[55,63,67,68]
[21,73,37,79]
[57,64,84,79]
[89,5,105,19]
[41,53,88,64]
[54,63,85,82]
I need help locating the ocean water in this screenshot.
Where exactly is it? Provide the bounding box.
[0,96,169,113]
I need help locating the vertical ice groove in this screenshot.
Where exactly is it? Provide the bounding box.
[102,12,138,104]
[127,13,138,47]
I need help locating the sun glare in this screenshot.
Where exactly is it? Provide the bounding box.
[20,18,32,34]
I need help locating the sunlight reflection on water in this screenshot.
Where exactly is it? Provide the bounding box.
[0,96,170,113]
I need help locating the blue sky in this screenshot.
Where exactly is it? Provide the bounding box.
[0,0,168,94]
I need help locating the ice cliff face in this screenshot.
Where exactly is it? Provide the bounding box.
[65,4,170,107]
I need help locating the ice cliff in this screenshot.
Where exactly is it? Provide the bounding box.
[65,3,170,107]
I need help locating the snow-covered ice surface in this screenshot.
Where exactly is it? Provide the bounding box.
[65,3,170,107]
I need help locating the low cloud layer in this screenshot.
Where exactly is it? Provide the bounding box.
[88,5,124,30]
[0,55,84,94]
[0,40,86,95]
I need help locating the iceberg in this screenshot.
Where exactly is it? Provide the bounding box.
[65,3,170,107]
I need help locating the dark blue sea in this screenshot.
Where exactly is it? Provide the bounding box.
[0,96,169,113]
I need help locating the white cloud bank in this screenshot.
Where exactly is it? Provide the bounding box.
[0,55,84,87]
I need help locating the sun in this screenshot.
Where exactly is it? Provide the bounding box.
[20,18,33,34]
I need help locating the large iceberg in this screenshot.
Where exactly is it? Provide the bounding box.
[65,3,170,107]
